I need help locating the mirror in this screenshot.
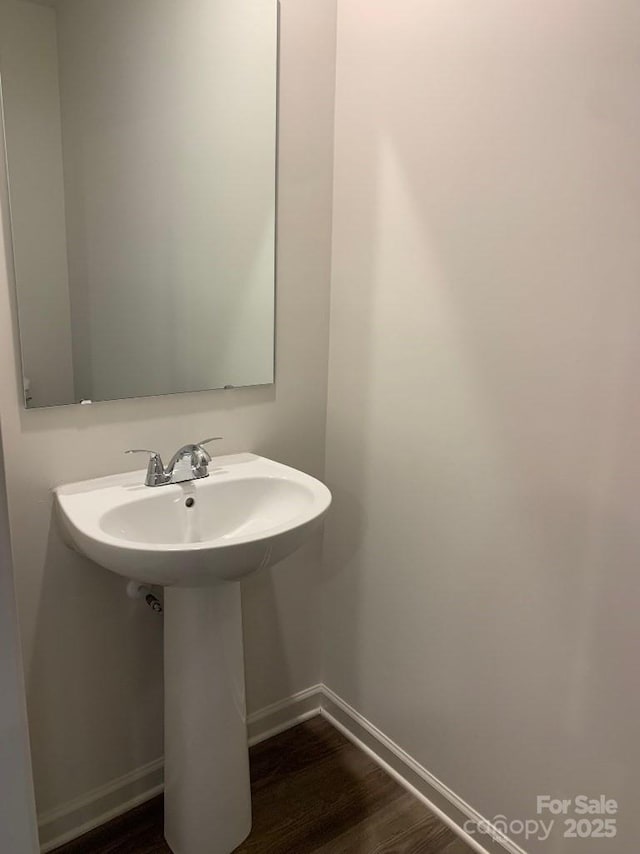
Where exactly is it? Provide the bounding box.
[0,0,277,408]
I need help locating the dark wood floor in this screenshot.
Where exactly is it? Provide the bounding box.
[54,717,472,854]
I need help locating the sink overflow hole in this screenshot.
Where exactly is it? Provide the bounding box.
[185,497,195,508]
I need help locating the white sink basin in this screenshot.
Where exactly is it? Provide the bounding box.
[54,452,331,854]
[55,452,331,587]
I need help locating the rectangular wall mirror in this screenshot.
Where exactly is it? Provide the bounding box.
[0,0,277,408]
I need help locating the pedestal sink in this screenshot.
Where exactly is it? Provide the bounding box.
[55,453,331,854]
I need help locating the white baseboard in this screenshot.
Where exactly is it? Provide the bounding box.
[38,757,164,853]
[319,687,527,854]
[38,684,524,854]
[246,683,324,746]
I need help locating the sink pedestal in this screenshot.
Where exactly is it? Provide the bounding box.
[164,583,252,854]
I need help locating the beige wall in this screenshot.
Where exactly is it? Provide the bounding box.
[324,1,640,851]
[0,0,336,823]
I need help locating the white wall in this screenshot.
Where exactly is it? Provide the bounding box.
[56,0,276,403]
[324,2,640,852]
[0,0,75,407]
[0,421,38,854]
[0,0,336,831]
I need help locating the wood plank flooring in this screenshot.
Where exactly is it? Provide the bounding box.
[54,717,472,854]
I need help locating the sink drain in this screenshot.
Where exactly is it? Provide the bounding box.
[185,497,195,508]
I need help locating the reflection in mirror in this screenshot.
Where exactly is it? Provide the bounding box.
[0,0,277,408]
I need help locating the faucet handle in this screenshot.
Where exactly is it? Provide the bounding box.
[124,449,167,486]
[196,437,222,463]
[125,448,163,460]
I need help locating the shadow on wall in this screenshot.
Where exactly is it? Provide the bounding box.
[242,533,324,712]
[27,509,164,813]
[323,2,640,848]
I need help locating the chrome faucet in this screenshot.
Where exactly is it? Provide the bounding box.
[125,438,222,487]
